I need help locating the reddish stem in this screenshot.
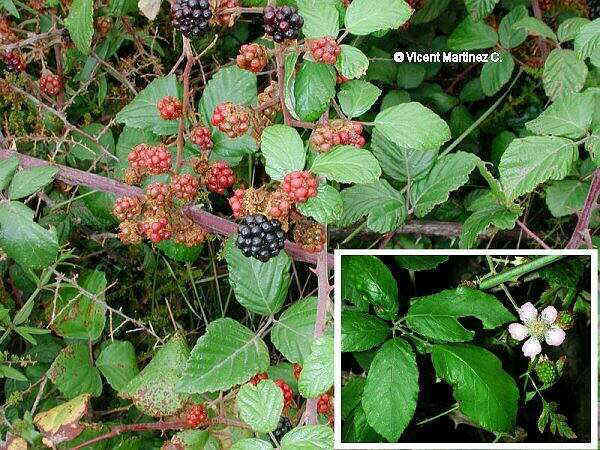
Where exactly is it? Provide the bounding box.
[516,220,550,249]
[566,168,600,249]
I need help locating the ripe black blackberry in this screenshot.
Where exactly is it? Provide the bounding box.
[263,5,303,43]
[171,0,212,38]
[272,416,292,442]
[236,214,285,262]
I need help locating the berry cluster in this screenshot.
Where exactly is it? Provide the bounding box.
[257,81,281,122]
[272,416,292,442]
[263,6,303,44]
[127,144,172,177]
[228,186,295,229]
[205,160,235,194]
[139,216,172,243]
[211,102,250,138]
[171,173,199,201]
[171,0,212,37]
[214,0,240,27]
[534,356,557,384]
[185,404,207,428]
[317,394,332,415]
[190,125,213,153]
[236,214,285,262]
[2,50,25,73]
[307,37,341,65]
[157,96,183,120]
[292,363,302,380]
[309,120,365,152]
[236,43,268,74]
[282,171,318,203]
[249,372,268,386]
[39,73,62,96]
[293,219,327,253]
[266,188,293,220]
[228,188,247,219]
[114,196,144,221]
[275,379,293,408]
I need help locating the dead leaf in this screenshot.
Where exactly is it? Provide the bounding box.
[33,393,90,447]
[138,0,162,21]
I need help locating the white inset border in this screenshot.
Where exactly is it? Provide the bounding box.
[334,249,598,450]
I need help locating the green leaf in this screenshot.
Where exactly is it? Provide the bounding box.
[199,66,257,125]
[499,136,577,200]
[370,129,437,183]
[543,49,587,100]
[480,50,514,96]
[225,239,291,316]
[341,255,398,320]
[0,0,19,17]
[545,179,589,217]
[280,425,333,450]
[168,430,209,449]
[297,0,339,38]
[284,50,301,121]
[310,146,381,184]
[115,75,180,135]
[498,6,528,48]
[514,16,558,41]
[237,380,284,433]
[337,80,381,118]
[362,338,418,442]
[8,166,58,200]
[294,61,336,122]
[431,343,519,433]
[232,439,273,450]
[95,340,139,392]
[298,336,333,398]
[49,269,107,341]
[157,239,203,263]
[70,123,115,161]
[381,90,411,110]
[394,255,449,271]
[341,376,365,420]
[345,0,411,35]
[366,48,397,85]
[335,45,369,80]
[574,18,600,66]
[341,310,389,352]
[525,92,594,139]
[49,343,102,399]
[177,318,269,394]
[396,63,426,89]
[374,102,451,151]
[464,0,499,22]
[296,183,342,224]
[211,133,257,166]
[0,156,18,190]
[260,125,306,180]
[64,0,94,54]
[448,17,498,50]
[459,192,521,248]
[412,0,450,24]
[411,151,479,217]
[0,201,59,272]
[339,180,406,233]
[0,365,26,381]
[271,297,319,365]
[120,334,189,417]
[557,17,590,42]
[406,287,515,342]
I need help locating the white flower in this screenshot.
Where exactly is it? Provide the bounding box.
[508,303,566,359]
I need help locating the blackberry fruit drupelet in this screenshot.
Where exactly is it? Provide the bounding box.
[172,0,212,37]
[263,5,303,43]
[272,416,292,442]
[236,214,285,262]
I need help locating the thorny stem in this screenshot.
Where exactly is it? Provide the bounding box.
[415,404,460,426]
[176,37,195,170]
[516,220,551,249]
[0,149,334,267]
[566,168,600,249]
[479,255,564,291]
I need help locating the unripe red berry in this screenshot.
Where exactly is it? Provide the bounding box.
[266,188,293,219]
[317,394,332,414]
[157,96,183,120]
[249,372,268,386]
[171,173,199,201]
[145,145,173,175]
[214,0,241,27]
[118,220,142,245]
[293,363,302,380]
[211,102,250,139]
[113,196,144,221]
[39,73,62,96]
[206,160,235,194]
[275,379,293,408]
[185,404,207,428]
[307,36,341,65]
[141,216,172,243]
[282,171,318,203]
[309,120,365,153]
[237,43,268,73]
[3,50,25,72]
[146,182,173,206]
[228,188,247,218]
[190,125,213,153]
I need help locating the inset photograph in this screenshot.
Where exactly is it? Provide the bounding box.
[334,251,598,449]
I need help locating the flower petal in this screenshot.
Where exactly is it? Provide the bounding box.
[519,302,538,324]
[540,306,558,324]
[545,327,566,346]
[522,337,542,358]
[508,323,529,341]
